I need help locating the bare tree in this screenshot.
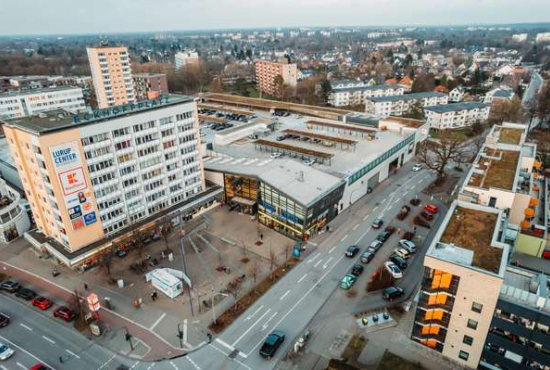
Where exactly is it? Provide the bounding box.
[419,132,469,184]
[269,249,277,278]
[249,258,260,286]
[225,281,243,311]
[536,81,550,125]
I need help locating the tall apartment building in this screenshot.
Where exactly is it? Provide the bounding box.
[87,46,136,109]
[328,84,405,107]
[0,87,86,120]
[133,73,169,101]
[174,50,199,70]
[1,94,220,267]
[365,92,448,117]
[425,102,490,130]
[255,59,298,98]
[0,177,31,243]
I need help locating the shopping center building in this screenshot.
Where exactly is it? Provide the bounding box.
[1,94,222,268]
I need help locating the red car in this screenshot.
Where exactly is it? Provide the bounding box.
[31,296,54,310]
[53,306,76,322]
[425,204,438,214]
[29,364,51,370]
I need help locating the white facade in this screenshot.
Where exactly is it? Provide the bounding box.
[425,103,490,130]
[0,178,31,243]
[512,33,528,42]
[484,88,515,104]
[329,85,405,107]
[175,50,199,70]
[77,98,205,236]
[449,87,465,102]
[0,87,86,120]
[366,93,448,117]
[535,32,550,43]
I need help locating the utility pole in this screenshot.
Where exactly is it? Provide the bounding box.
[180,230,194,316]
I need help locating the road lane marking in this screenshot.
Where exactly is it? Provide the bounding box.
[298,274,308,283]
[16,363,26,370]
[244,305,264,321]
[149,312,167,331]
[97,354,117,370]
[20,323,32,331]
[247,255,345,356]
[232,308,272,346]
[0,334,55,370]
[322,257,333,269]
[328,245,337,253]
[208,343,252,370]
[381,198,386,203]
[340,234,348,242]
[363,214,370,221]
[183,319,188,344]
[279,290,291,301]
[352,224,359,231]
[146,363,156,370]
[372,206,379,212]
[306,253,320,264]
[42,335,55,345]
[170,361,179,370]
[261,311,278,330]
[130,361,140,369]
[66,349,80,359]
[314,259,323,268]
[215,338,235,352]
[1,365,8,370]
[355,227,372,245]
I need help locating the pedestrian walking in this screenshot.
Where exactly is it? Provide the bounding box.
[84,283,89,291]
[260,233,264,241]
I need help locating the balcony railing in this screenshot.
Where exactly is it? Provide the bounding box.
[418,294,455,312]
[420,276,460,295]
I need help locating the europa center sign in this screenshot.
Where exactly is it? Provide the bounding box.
[49,141,98,231]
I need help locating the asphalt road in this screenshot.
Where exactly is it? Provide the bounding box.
[0,292,134,370]
[176,164,436,370]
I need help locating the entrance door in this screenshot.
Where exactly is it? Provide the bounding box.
[489,197,497,208]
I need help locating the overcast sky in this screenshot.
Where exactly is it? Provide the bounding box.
[1,0,550,36]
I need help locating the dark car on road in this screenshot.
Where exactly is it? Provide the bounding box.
[372,218,383,229]
[360,251,374,264]
[383,287,404,301]
[351,264,364,277]
[260,330,285,358]
[377,231,391,243]
[345,246,360,258]
[15,287,37,301]
[53,306,76,322]
[389,255,408,270]
[0,313,10,328]
[0,280,20,293]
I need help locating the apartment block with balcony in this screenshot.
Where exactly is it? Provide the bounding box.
[133,73,169,101]
[459,122,548,259]
[365,92,448,117]
[425,102,490,130]
[87,45,136,109]
[328,84,405,107]
[412,200,509,369]
[0,177,31,243]
[0,87,86,119]
[1,94,221,268]
[255,59,298,98]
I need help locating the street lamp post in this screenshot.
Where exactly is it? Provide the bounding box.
[211,291,229,326]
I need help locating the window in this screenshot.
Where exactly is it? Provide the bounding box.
[471,302,483,313]
[458,351,469,361]
[463,335,473,346]
[467,319,478,330]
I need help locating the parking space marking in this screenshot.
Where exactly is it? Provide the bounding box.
[298,274,308,283]
[20,323,32,331]
[42,335,55,345]
[279,290,291,301]
[66,349,80,359]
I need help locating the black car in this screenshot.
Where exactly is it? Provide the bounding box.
[389,255,408,270]
[351,264,364,277]
[260,330,285,358]
[383,287,404,300]
[345,246,360,258]
[0,281,20,293]
[360,251,374,264]
[0,313,10,327]
[115,250,128,258]
[15,288,37,301]
[377,231,391,242]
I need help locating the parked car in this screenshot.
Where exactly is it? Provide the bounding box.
[31,296,54,310]
[393,248,411,260]
[377,231,391,243]
[270,152,283,159]
[383,287,404,300]
[372,218,383,229]
[425,204,438,214]
[412,163,423,172]
[396,205,411,220]
[0,280,20,293]
[389,255,408,270]
[53,306,76,322]
[302,158,315,166]
[0,343,14,361]
[367,240,383,253]
[15,288,37,301]
[351,264,364,277]
[0,313,10,328]
[420,210,435,221]
[399,239,417,253]
[29,364,52,370]
[384,262,403,279]
[260,330,285,358]
[345,246,360,258]
[339,274,357,290]
[275,135,286,141]
[360,251,374,264]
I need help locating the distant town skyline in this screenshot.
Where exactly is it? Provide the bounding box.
[1,0,550,36]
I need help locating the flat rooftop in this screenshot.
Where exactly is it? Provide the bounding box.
[468,148,520,191]
[0,85,80,98]
[424,102,488,113]
[438,206,503,274]
[1,94,193,135]
[368,92,446,103]
[331,84,403,93]
[497,126,523,145]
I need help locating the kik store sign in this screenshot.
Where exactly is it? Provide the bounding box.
[50,142,97,230]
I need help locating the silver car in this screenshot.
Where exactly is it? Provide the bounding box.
[398,239,417,253]
[0,343,14,361]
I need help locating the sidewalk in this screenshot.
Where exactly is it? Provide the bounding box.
[0,260,183,360]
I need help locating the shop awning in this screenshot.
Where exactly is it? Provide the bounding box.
[231,196,256,206]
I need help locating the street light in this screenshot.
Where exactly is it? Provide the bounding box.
[212,291,229,326]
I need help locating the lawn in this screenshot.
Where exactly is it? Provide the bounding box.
[377,350,427,370]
